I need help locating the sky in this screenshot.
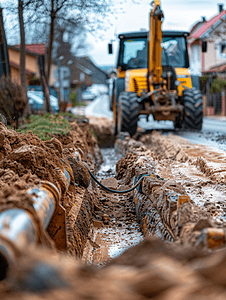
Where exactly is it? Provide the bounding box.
[88,0,225,67]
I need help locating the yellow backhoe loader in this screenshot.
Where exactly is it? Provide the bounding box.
[109,0,203,136]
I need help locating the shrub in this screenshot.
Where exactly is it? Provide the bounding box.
[210,77,226,94]
[70,91,78,107]
[0,76,27,127]
[199,75,209,91]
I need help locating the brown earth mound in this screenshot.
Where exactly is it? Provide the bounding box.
[2,121,226,299]
[0,119,102,256]
[115,132,226,249]
[2,236,226,299]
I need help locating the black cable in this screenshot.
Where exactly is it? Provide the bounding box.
[81,162,150,194]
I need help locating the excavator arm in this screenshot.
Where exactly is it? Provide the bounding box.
[148,0,164,89]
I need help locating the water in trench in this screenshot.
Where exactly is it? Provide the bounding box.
[82,148,143,266]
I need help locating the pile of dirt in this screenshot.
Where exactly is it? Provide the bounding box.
[2,235,226,299]
[88,116,115,147]
[0,119,101,256]
[3,120,226,299]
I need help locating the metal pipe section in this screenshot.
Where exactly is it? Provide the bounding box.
[0,165,71,283]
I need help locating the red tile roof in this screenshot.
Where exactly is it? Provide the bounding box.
[190,10,226,39]
[14,44,46,55]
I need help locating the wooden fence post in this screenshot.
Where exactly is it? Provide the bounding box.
[203,95,206,116]
[221,90,225,116]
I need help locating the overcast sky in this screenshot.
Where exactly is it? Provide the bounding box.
[89,0,225,67]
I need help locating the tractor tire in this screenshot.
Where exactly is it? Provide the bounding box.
[118,92,139,137]
[174,113,182,129]
[110,78,125,111]
[183,88,203,130]
[113,90,119,136]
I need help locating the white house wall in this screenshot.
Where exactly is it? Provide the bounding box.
[188,18,226,74]
[189,42,201,75]
[204,20,226,71]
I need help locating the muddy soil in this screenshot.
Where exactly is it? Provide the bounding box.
[115,131,226,246]
[2,117,226,299]
[0,118,101,257]
[82,148,143,265]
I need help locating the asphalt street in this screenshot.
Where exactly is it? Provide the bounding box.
[85,95,226,150]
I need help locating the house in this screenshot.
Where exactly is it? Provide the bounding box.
[54,55,108,102]
[8,44,57,87]
[55,55,107,87]
[188,4,226,75]
[73,56,107,85]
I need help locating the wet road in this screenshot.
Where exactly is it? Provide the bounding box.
[85,95,226,150]
[138,114,226,133]
[139,115,226,151]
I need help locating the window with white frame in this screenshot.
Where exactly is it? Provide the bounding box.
[217,42,226,59]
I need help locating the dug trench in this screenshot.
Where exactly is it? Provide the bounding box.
[2,117,226,299]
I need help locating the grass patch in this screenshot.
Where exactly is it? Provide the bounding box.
[90,128,97,140]
[16,113,72,141]
[77,101,87,106]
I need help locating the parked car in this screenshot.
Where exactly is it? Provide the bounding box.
[81,84,108,101]
[81,90,96,101]
[87,84,108,96]
[27,91,59,113]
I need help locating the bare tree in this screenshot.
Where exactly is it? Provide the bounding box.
[18,0,27,100]
[31,0,112,84]
[2,0,40,116]
[3,0,125,85]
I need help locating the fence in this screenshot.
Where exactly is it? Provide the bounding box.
[203,91,226,116]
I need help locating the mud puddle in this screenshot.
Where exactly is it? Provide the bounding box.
[83,148,143,266]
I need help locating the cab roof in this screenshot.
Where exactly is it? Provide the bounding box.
[118,31,189,39]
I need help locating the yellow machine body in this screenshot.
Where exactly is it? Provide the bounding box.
[111,0,203,135]
[121,67,192,97]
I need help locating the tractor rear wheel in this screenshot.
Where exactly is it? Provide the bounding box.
[110,78,125,111]
[183,88,203,130]
[113,89,120,135]
[118,92,139,137]
[174,113,182,129]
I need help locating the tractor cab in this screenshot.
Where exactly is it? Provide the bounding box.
[115,31,191,97]
[109,1,203,136]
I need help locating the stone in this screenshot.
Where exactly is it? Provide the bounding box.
[192,218,214,232]
[100,177,118,190]
[178,195,191,208]
[102,214,110,221]
[93,220,103,227]
[69,159,90,188]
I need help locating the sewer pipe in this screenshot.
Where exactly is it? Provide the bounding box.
[0,166,71,283]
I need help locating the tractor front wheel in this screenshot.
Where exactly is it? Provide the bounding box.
[183,88,203,130]
[118,92,139,137]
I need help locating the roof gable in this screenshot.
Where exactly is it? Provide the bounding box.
[190,21,205,36]
[190,10,226,39]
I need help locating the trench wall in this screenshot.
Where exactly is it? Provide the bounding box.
[115,133,226,250]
